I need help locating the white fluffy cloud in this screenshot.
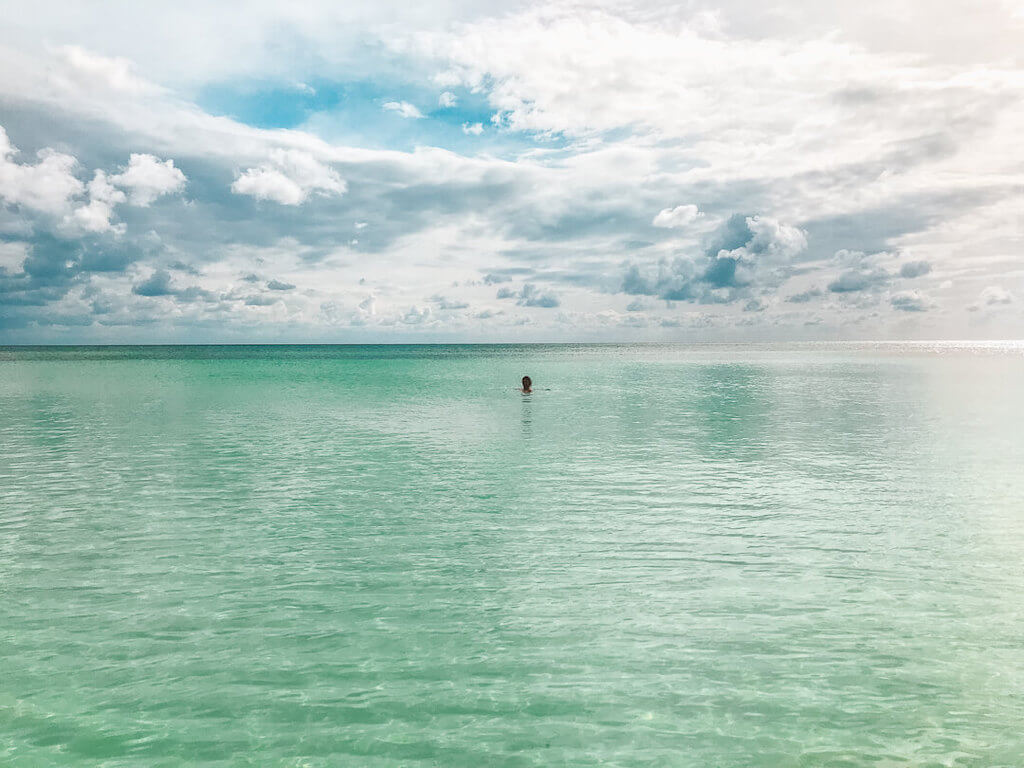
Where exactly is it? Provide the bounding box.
[1,126,185,233]
[438,91,457,107]
[653,204,701,228]
[232,149,346,205]
[110,153,186,206]
[67,170,127,233]
[382,101,424,119]
[0,126,84,215]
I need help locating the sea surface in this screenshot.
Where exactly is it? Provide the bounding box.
[2,342,1023,767]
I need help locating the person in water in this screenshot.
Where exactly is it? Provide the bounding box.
[520,375,533,393]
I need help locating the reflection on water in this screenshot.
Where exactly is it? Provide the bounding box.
[1,343,1023,766]
[520,390,534,437]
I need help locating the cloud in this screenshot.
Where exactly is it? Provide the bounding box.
[462,122,484,135]
[1,5,1023,342]
[968,285,1015,311]
[110,154,186,206]
[980,285,1014,305]
[1,126,184,235]
[517,283,559,308]
[430,294,469,310]
[439,91,457,107]
[826,250,894,294]
[890,290,934,312]
[266,279,295,291]
[786,287,823,303]
[382,101,424,119]
[899,260,932,278]
[58,45,154,95]
[232,149,346,205]
[495,283,559,307]
[132,269,173,296]
[622,213,806,304]
[0,126,84,215]
[401,305,431,323]
[66,170,127,234]
[652,204,701,228]
[828,270,889,293]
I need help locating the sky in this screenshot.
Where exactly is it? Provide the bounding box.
[0,0,1022,342]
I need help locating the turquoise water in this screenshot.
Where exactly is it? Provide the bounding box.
[2,342,1024,767]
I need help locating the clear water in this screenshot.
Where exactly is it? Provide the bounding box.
[2,343,1023,767]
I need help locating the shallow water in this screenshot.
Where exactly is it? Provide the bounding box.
[2,343,1023,766]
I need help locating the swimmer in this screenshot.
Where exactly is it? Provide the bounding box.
[519,375,533,394]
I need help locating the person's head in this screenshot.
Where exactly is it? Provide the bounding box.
[521,375,532,391]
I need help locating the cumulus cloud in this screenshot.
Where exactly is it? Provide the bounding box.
[890,290,934,312]
[402,305,432,324]
[232,149,346,205]
[66,170,127,234]
[517,283,559,308]
[827,250,894,295]
[828,270,888,293]
[132,269,173,297]
[439,91,457,107]
[461,122,484,135]
[496,283,559,307]
[382,101,424,119]
[266,279,295,291]
[0,126,83,215]
[110,154,186,206]
[622,214,806,304]
[981,285,1014,305]
[652,204,702,228]
[1,127,184,234]
[968,285,1014,310]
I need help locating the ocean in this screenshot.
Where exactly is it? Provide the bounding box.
[2,342,1023,766]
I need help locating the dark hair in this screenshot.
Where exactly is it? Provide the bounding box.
[521,375,532,388]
